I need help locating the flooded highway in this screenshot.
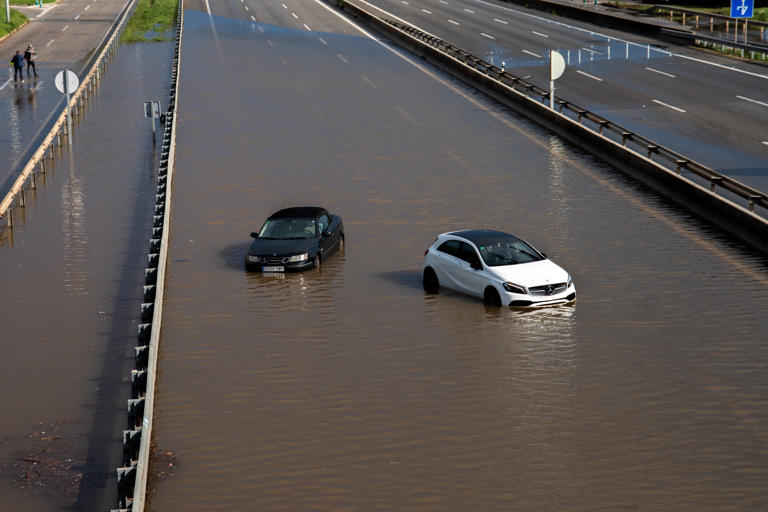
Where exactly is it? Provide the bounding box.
[149,6,768,512]
[0,42,173,511]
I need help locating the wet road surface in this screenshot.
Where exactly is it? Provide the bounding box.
[0,41,172,511]
[149,7,768,511]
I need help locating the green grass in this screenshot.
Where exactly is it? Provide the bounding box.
[0,7,27,40]
[122,0,178,42]
[10,0,57,5]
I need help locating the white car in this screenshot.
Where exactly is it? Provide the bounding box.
[422,230,575,307]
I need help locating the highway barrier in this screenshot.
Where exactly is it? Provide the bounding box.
[0,0,140,229]
[112,1,183,510]
[327,0,768,253]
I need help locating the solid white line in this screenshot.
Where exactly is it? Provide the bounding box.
[494,18,508,24]
[46,39,55,47]
[481,32,495,40]
[645,67,676,78]
[652,99,686,113]
[736,95,768,108]
[74,14,80,20]
[62,24,69,31]
[532,30,548,38]
[318,37,327,45]
[337,54,349,63]
[0,78,11,91]
[204,0,211,14]
[464,8,475,13]
[522,49,541,58]
[448,19,460,25]
[762,141,768,146]
[303,23,311,30]
[422,9,432,14]
[576,70,602,81]
[291,12,298,19]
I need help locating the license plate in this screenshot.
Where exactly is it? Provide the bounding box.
[262,265,284,272]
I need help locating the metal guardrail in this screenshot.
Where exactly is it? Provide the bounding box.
[113,1,183,510]
[0,0,139,228]
[386,20,768,218]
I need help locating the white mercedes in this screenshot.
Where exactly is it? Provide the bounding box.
[422,230,575,307]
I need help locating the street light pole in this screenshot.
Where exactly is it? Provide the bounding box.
[6,0,11,24]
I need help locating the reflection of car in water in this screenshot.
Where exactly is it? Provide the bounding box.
[422,230,575,307]
[245,207,344,272]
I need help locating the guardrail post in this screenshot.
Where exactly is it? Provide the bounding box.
[30,170,36,189]
[646,145,659,159]
[676,160,688,174]
[7,209,12,228]
[19,189,25,207]
[749,195,761,212]
[621,131,631,146]
[710,176,723,192]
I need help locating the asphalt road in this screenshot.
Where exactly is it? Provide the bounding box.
[345,0,768,191]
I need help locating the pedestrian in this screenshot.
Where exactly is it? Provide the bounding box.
[24,44,37,78]
[10,50,25,83]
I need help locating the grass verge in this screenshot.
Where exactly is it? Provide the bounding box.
[0,7,27,40]
[122,0,178,42]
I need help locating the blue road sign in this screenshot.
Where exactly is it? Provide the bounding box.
[731,0,753,18]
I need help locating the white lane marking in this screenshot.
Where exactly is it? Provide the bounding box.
[303,23,311,30]
[62,24,69,31]
[395,105,416,123]
[439,0,448,3]
[251,15,256,21]
[736,95,768,108]
[581,47,601,55]
[494,18,508,24]
[401,1,409,4]
[362,75,376,88]
[522,49,541,58]
[46,39,55,47]
[422,9,432,14]
[245,5,249,11]
[481,32,495,40]
[0,78,11,91]
[84,4,90,10]
[314,0,768,286]
[267,39,273,47]
[74,14,80,20]
[280,57,288,66]
[282,3,287,8]
[291,12,298,19]
[645,67,676,78]
[36,5,58,18]
[318,37,328,45]
[532,30,548,37]
[204,0,211,14]
[464,8,475,13]
[448,19,460,25]
[652,99,686,113]
[576,70,603,81]
[337,54,349,63]
[762,141,768,146]
[240,0,243,3]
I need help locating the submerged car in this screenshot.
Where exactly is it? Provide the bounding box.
[245,207,344,272]
[422,230,575,307]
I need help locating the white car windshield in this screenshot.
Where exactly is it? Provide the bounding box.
[258,219,317,239]
[477,239,544,266]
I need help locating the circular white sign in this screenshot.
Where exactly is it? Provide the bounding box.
[550,51,566,81]
[55,70,80,94]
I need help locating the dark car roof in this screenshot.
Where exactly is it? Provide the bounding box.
[268,206,328,220]
[447,230,521,247]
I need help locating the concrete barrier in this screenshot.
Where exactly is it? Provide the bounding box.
[327,0,768,254]
[112,1,184,510]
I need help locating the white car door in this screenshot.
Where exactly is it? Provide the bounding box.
[433,240,465,293]
[453,242,488,298]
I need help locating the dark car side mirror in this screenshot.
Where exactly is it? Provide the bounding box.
[250,232,258,239]
[470,260,483,270]
[323,231,332,238]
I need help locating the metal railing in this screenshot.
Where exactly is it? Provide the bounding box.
[0,0,139,228]
[388,20,768,218]
[113,1,183,510]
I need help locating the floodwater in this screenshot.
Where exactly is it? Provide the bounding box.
[0,42,172,511]
[149,9,768,512]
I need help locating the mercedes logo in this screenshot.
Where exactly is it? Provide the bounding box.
[545,285,554,295]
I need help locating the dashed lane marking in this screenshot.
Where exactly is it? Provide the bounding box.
[362,75,376,88]
[318,37,328,45]
[522,49,540,58]
[645,67,676,78]
[736,95,768,108]
[576,70,602,81]
[74,14,80,20]
[652,99,686,113]
[422,9,432,14]
[448,19,459,25]
[46,39,54,47]
[303,23,311,30]
[532,30,548,37]
[493,18,508,24]
[62,24,69,31]
[464,8,475,13]
[481,32,495,40]
[337,54,349,63]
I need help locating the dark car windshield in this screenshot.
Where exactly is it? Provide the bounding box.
[258,218,317,239]
[476,238,544,266]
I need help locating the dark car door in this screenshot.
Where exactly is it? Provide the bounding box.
[317,213,335,258]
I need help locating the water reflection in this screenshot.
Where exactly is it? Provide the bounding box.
[60,149,88,295]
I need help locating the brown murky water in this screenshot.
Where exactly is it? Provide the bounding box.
[0,42,173,511]
[149,9,768,512]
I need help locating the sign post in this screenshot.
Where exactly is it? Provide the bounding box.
[730,0,753,43]
[550,50,566,111]
[144,100,161,140]
[54,70,80,146]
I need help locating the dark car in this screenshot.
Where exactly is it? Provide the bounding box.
[245,207,344,272]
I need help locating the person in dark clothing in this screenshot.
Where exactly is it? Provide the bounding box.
[24,44,37,78]
[10,51,25,83]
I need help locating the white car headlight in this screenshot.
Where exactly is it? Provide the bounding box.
[247,255,258,263]
[503,282,527,295]
[288,253,308,262]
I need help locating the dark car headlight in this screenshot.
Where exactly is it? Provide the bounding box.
[246,255,259,263]
[503,282,527,295]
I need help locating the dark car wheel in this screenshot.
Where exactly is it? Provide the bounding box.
[313,255,320,268]
[483,287,502,306]
[339,234,344,252]
[423,267,439,293]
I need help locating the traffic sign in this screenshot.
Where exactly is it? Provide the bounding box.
[730,0,753,18]
[54,70,79,94]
